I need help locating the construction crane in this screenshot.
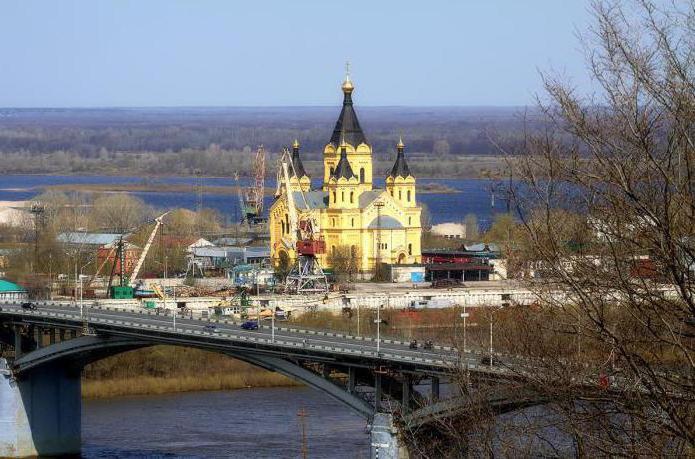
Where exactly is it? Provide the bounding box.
[237,145,267,224]
[279,147,328,294]
[129,211,170,287]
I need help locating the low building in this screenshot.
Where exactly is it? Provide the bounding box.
[57,232,125,247]
[162,236,213,254]
[431,222,466,239]
[228,264,276,288]
[0,279,28,300]
[389,264,426,283]
[189,246,271,271]
[422,243,501,283]
[96,241,141,276]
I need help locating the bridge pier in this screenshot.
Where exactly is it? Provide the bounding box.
[402,376,411,413]
[370,413,409,459]
[375,373,382,411]
[0,359,81,457]
[13,326,22,358]
[431,376,440,402]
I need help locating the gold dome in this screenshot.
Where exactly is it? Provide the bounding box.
[396,136,405,150]
[341,75,354,93]
[341,61,354,93]
[292,139,300,149]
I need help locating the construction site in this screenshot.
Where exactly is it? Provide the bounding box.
[0,74,525,325]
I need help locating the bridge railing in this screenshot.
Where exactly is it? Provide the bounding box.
[1,302,528,376]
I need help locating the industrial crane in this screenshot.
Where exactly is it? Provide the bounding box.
[237,145,267,224]
[129,211,170,287]
[279,147,328,294]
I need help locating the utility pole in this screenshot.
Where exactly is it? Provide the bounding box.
[375,303,383,355]
[489,309,494,367]
[297,408,308,459]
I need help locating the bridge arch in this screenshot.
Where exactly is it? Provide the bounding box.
[11,334,374,419]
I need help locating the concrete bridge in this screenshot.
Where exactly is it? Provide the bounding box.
[0,300,529,458]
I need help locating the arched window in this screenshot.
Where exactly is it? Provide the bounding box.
[332,245,336,256]
[350,192,354,203]
[330,167,335,176]
[399,190,402,200]
[332,191,336,203]
[281,221,285,234]
[407,190,411,202]
[285,214,289,230]
[351,218,354,227]
[408,243,412,255]
[390,190,393,196]
[341,191,345,202]
[360,168,365,183]
[408,216,412,225]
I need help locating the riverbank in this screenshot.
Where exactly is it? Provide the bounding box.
[81,345,298,399]
[40,181,459,196]
[82,373,298,399]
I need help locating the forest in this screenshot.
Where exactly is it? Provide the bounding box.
[0,106,537,177]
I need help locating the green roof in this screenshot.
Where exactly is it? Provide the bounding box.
[0,279,27,292]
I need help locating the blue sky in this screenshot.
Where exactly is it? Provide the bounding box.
[0,1,593,107]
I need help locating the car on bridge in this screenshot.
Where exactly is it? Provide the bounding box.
[240,320,259,330]
[21,302,36,310]
[203,324,220,333]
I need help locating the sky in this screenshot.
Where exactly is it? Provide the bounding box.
[0,1,594,107]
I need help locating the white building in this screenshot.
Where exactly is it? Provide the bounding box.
[431,222,466,239]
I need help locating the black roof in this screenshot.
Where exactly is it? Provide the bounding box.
[332,145,357,180]
[291,144,309,178]
[329,91,368,147]
[388,143,412,178]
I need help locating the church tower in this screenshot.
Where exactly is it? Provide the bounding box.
[323,66,373,196]
[385,137,417,207]
[288,139,311,193]
[326,135,360,209]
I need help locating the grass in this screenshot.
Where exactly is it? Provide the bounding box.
[81,345,299,399]
[82,373,298,399]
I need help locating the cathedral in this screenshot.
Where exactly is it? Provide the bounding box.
[269,71,422,274]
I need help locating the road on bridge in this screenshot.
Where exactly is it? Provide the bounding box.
[0,301,511,374]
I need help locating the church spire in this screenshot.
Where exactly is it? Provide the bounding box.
[332,132,357,180]
[388,137,412,179]
[290,139,308,178]
[330,62,367,147]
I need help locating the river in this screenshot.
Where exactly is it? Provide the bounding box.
[82,387,369,458]
[0,174,509,228]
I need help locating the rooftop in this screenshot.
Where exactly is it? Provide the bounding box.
[0,279,27,293]
[57,232,125,246]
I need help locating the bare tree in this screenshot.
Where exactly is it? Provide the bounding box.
[90,194,150,233]
[506,0,695,454]
[327,245,361,282]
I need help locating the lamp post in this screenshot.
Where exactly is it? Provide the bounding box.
[375,304,383,355]
[489,312,493,367]
[461,306,469,354]
[78,260,93,320]
[271,302,275,343]
[356,302,361,337]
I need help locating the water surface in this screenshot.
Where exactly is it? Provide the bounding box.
[82,387,369,458]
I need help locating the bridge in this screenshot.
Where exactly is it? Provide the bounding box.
[0,300,533,458]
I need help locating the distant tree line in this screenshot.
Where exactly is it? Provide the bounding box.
[0,107,542,177]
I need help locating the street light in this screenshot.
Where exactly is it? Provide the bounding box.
[488,304,503,368]
[375,304,384,355]
[461,306,469,354]
[271,302,275,343]
[78,259,93,320]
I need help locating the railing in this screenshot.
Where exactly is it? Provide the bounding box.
[0,300,520,374]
